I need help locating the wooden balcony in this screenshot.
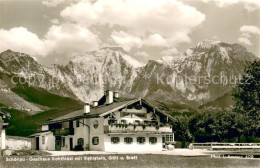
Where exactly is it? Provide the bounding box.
[104,125,172,134]
[53,128,74,136]
[121,108,146,114]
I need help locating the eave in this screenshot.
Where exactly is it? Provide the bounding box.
[43,114,99,125]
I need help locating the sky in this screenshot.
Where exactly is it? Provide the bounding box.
[0,0,259,65]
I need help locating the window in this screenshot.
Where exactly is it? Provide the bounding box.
[93,120,99,129]
[137,137,146,144]
[108,119,117,125]
[61,137,65,147]
[92,137,99,145]
[166,134,173,142]
[124,137,133,144]
[120,112,129,117]
[120,120,126,124]
[134,120,140,125]
[149,137,157,144]
[135,104,142,110]
[136,114,147,118]
[42,136,45,144]
[76,120,80,127]
[77,138,84,145]
[111,137,120,144]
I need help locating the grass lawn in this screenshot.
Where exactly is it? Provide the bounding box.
[3,84,84,137]
[0,154,259,168]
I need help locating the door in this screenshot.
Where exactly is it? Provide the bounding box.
[36,137,39,150]
[55,136,61,151]
[70,138,73,151]
[69,121,73,129]
[69,121,74,134]
[162,136,166,149]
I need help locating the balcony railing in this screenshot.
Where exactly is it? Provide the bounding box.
[104,124,172,134]
[53,128,74,136]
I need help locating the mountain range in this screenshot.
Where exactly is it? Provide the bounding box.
[0,40,258,115]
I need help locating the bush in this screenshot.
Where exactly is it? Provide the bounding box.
[73,144,83,151]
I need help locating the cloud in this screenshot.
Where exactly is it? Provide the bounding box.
[0,24,100,58]
[212,35,218,40]
[136,51,149,58]
[61,0,205,50]
[111,31,143,51]
[161,47,179,56]
[111,31,178,51]
[143,34,168,47]
[240,32,251,38]
[44,23,100,56]
[238,37,252,45]
[50,19,59,24]
[240,25,260,35]
[1,0,206,61]
[0,27,45,56]
[200,0,260,11]
[42,0,66,7]
[238,25,260,45]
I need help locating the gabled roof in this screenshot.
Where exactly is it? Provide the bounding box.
[141,99,176,122]
[27,131,51,138]
[44,98,176,125]
[44,98,139,124]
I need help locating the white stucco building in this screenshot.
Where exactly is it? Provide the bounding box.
[0,110,10,150]
[29,91,175,152]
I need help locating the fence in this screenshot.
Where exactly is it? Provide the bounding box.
[189,143,260,150]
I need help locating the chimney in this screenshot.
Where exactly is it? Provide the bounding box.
[84,103,90,114]
[114,91,119,98]
[105,90,114,104]
[93,101,98,107]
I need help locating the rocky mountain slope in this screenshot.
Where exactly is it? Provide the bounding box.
[0,50,83,114]
[43,47,143,103]
[131,40,257,108]
[0,41,258,113]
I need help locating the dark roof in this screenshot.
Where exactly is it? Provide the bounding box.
[44,98,138,124]
[141,99,176,122]
[27,131,51,138]
[44,98,176,125]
